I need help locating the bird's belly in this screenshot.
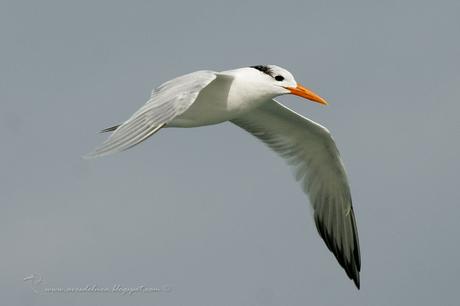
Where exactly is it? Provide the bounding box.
[168,78,263,128]
[168,97,236,127]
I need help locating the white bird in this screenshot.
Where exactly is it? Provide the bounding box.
[86,65,361,288]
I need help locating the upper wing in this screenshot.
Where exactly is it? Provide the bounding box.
[85,70,218,158]
[231,100,361,288]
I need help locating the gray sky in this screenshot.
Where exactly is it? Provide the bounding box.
[1,0,460,305]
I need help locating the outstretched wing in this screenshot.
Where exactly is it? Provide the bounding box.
[85,70,218,158]
[231,100,361,288]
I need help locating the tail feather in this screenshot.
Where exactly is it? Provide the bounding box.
[84,123,165,159]
[100,125,120,133]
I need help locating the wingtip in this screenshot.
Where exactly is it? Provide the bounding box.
[345,257,361,290]
[353,273,360,290]
[314,214,361,290]
[82,149,115,159]
[345,253,361,289]
[81,152,99,160]
[82,148,113,159]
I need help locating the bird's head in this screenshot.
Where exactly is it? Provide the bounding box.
[246,65,328,105]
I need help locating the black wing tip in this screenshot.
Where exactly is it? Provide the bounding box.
[350,208,362,270]
[314,214,361,290]
[100,124,120,133]
[354,274,360,289]
[343,253,360,289]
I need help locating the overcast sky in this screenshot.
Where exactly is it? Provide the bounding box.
[1,0,460,305]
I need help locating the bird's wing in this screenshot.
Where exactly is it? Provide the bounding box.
[85,70,219,158]
[231,100,361,288]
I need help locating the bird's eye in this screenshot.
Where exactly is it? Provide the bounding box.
[275,75,284,81]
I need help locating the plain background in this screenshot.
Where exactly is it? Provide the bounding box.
[1,0,459,305]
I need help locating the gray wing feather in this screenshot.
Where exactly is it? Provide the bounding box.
[231,100,361,288]
[85,70,217,158]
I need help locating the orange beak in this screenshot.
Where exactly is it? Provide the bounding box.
[285,83,328,105]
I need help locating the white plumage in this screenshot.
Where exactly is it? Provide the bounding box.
[86,65,361,288]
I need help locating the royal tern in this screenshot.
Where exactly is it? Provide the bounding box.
[86,65,361,288]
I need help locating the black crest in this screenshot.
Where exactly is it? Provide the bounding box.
[250,65,274,77]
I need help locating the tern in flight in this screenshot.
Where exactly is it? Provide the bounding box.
[86,65,361,288]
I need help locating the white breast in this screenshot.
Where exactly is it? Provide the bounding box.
[169,70,271,127]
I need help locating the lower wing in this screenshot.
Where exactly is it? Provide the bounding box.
[231,100,361,288]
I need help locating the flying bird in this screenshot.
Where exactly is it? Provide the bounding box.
[86,65,361,288]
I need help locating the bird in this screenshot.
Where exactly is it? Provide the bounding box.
[85,65,361,288]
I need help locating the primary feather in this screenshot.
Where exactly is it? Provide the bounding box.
[232,101,361,288]
[85,70,217,158]
[85,65,361,288]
